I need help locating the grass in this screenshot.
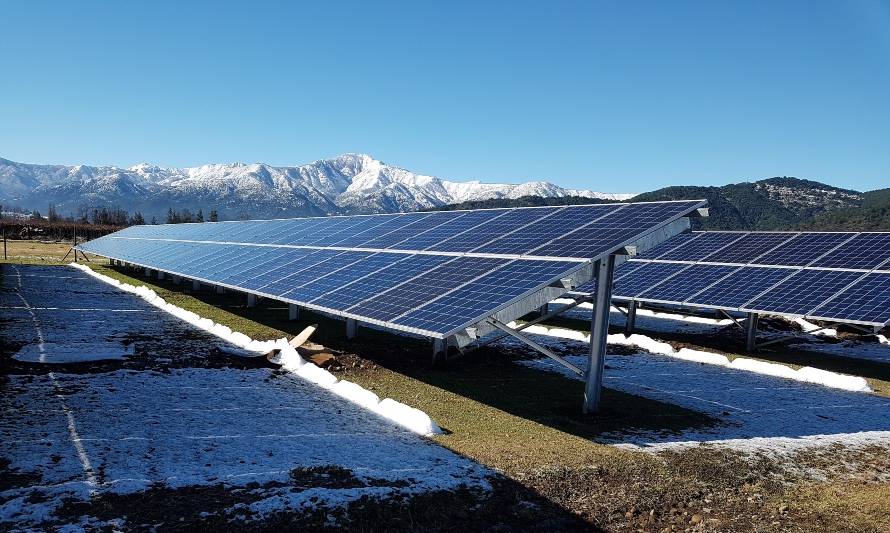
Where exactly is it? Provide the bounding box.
[5,245,890,531]
[0,239,100,264]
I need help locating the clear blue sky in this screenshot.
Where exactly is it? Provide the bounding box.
[1,1,888,192]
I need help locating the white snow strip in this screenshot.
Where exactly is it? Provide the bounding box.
[508,321,872,393]
[794,317,838,337]
[69,263,441,436]
[878,335,889,346]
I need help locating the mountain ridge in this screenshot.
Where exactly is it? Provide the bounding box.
[0,153,633,220]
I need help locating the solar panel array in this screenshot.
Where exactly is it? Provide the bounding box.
[78,201,705,338]
[578,231,890,327]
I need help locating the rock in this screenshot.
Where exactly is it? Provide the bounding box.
[309,353,339,369]
[778,503,789,514]
[690,514,702,525]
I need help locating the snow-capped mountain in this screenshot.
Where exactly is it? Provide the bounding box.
[0,154,633,219]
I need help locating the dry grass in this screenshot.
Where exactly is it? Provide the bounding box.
[0,239,100,264]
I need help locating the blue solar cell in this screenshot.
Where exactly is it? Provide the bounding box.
[684,266,796,309]
[362,212,462,249]
[347,257,506,321]
[534,201,705,258]
[473,205,621,255]
[636,264,740,303]
[327,214,421,247]
[635,232,701,259]
[394,210,510,250]
[754,233,855,266]
[426,208,559,253]
[219,248,293,285]
[612,262,692,298]
[282,252,403,302]
[701,233,797,264]
[809,233,890,270]
[656,231,744,261]
[809,273,890,325]
[572,258,645,294]
[256,251,361,296]
[394,260,582,333]
[310,254,452,310]
[238,249,335,291]
[743,269,866,316]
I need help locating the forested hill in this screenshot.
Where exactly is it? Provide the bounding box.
[437,177,889,231]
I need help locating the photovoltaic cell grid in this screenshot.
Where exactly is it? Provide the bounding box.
[579,230,890,326]
[78,201,707,337]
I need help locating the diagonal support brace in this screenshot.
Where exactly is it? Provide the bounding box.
[487,319,584,376]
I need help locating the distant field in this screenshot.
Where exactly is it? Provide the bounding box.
[0,239,101,264]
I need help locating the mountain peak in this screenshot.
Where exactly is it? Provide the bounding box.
[0,154,627,220]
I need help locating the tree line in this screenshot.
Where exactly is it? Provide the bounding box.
[1,203,223,226]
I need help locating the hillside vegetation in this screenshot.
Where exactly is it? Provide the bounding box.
[437,177,889,231]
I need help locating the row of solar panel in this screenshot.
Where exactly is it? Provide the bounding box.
[585,261,890,326]
[636,231,890,271]
[106,201,704,260]
[79,237,584,336]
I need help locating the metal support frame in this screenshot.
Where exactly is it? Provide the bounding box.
[537,303,548,317]
[432,338,446,363]
[487,319,583,376]
[745,312,759,352]
[144,267,151,277]
[346,318,357,339]
[247,294,257,308]
[288,304,300,321]
[215,285,224,294]
[192,280,201,291]
[172,275,181,285]
[157,270,165,280]
[585,255,615,414]
[625,300,637,334]
[466,295,592,352]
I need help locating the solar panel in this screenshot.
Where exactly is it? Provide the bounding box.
[394,260,583,334]
[635,264,740,303]
[281,252,402,302]
[655,231,744,261]
[809,233,890,270]
[809,273,890,326]
[78,200,707,337]
[347,257,507,322]
[753,232,854,266]
[635,232,701,259]
[572,258,645,294]
[533,201,704,258]
[683,266,796,309]
[473,205,621,255]
[700,233,796,264]
[613,262,692,298]
[742,269,866,316]
[310,254,452,311]
[395,209,510,250]
[426,207,560,253]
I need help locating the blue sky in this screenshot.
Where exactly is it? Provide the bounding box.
[1,1,888,192]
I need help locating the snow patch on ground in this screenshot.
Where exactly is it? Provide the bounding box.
[504,333,890,453]
[69,263,440,436]
[509,321,872,393]
[0,369,489,526]
[13,342,135,363]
